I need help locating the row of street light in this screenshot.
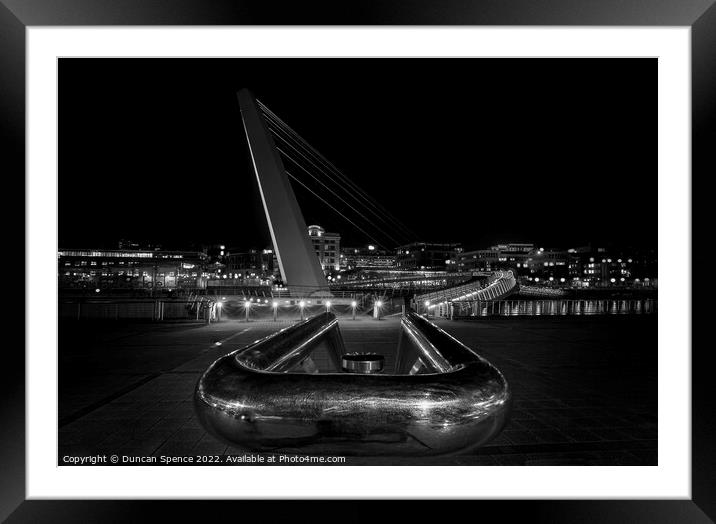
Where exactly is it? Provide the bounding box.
[216,298,384,322]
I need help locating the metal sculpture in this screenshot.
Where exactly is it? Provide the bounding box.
[195,312,511,456]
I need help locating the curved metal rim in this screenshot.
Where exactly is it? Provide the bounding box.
[195,311,511,456]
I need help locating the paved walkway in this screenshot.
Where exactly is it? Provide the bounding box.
[58,316,656,465]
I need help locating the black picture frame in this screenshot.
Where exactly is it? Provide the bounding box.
[3,1,713,522]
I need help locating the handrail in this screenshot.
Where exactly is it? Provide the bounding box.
[332,272,476,287]
[235,312,345,372]
[416,270,517,306]
[194,311,511,456]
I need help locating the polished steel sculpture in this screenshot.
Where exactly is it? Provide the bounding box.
[195,312,511,456]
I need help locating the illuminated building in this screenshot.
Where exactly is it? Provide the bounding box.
[566,246,657,287]
[340,245,396,269]
[225,248,278,282]
[396,242,462,271]
[457,243,656,287]
[308,225,341,272]
[58,248,209,290]
[118,239,140,250]
[457,249,499,272]
[206,244,228,263]
[457,243,534,272]
[520,248,570,280]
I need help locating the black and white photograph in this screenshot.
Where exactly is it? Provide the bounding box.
[4,2,712,518]
[57,57,658,466]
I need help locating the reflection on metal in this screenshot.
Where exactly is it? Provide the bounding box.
[341,353,385,374]
[235,312,345,372]
[195,311,511,456]
[300,356,319,374]
[397,315,452,374]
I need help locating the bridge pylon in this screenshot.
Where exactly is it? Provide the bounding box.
[237,89,331,297]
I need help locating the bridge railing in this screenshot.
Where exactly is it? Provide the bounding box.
[450,298,658,317]
[59,298,218,322]
[331,271,477,288]
[415,270,517,308]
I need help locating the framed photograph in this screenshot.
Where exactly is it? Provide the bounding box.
[4,0,713,521]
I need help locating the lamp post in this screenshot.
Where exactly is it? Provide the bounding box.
[374,300,382,320]
[424,300,430,315]
[351,300,357,320]
[272,301,278,322]
[216,301,222,322]
[244,300,250,322]
[325,301,331,313]
[299,300,306,321]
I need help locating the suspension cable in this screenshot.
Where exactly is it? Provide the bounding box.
[264,116,418,243]
[285,170,390,250]
[268,124,413,244]
[258,101,421,242]
[277,147,407,247]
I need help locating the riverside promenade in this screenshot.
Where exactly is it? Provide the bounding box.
[59,314,656,466]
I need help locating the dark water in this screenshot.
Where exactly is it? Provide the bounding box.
[453,298,657,317]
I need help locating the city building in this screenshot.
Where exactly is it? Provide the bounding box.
[118,239,140,250]
[456,242,657,287]
[456,249,500,272]
[224,248,278,283]
[457,243,534,272]
[396,242,463,271]
[308,225,341,272]
[565,246,657,288]
[205,244,228,263]
[340,245,396,270]
[58,247,209,290]
[518,247,571,281]
[495,243,535,255]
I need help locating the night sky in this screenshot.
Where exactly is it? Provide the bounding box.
[59,58,656,252]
